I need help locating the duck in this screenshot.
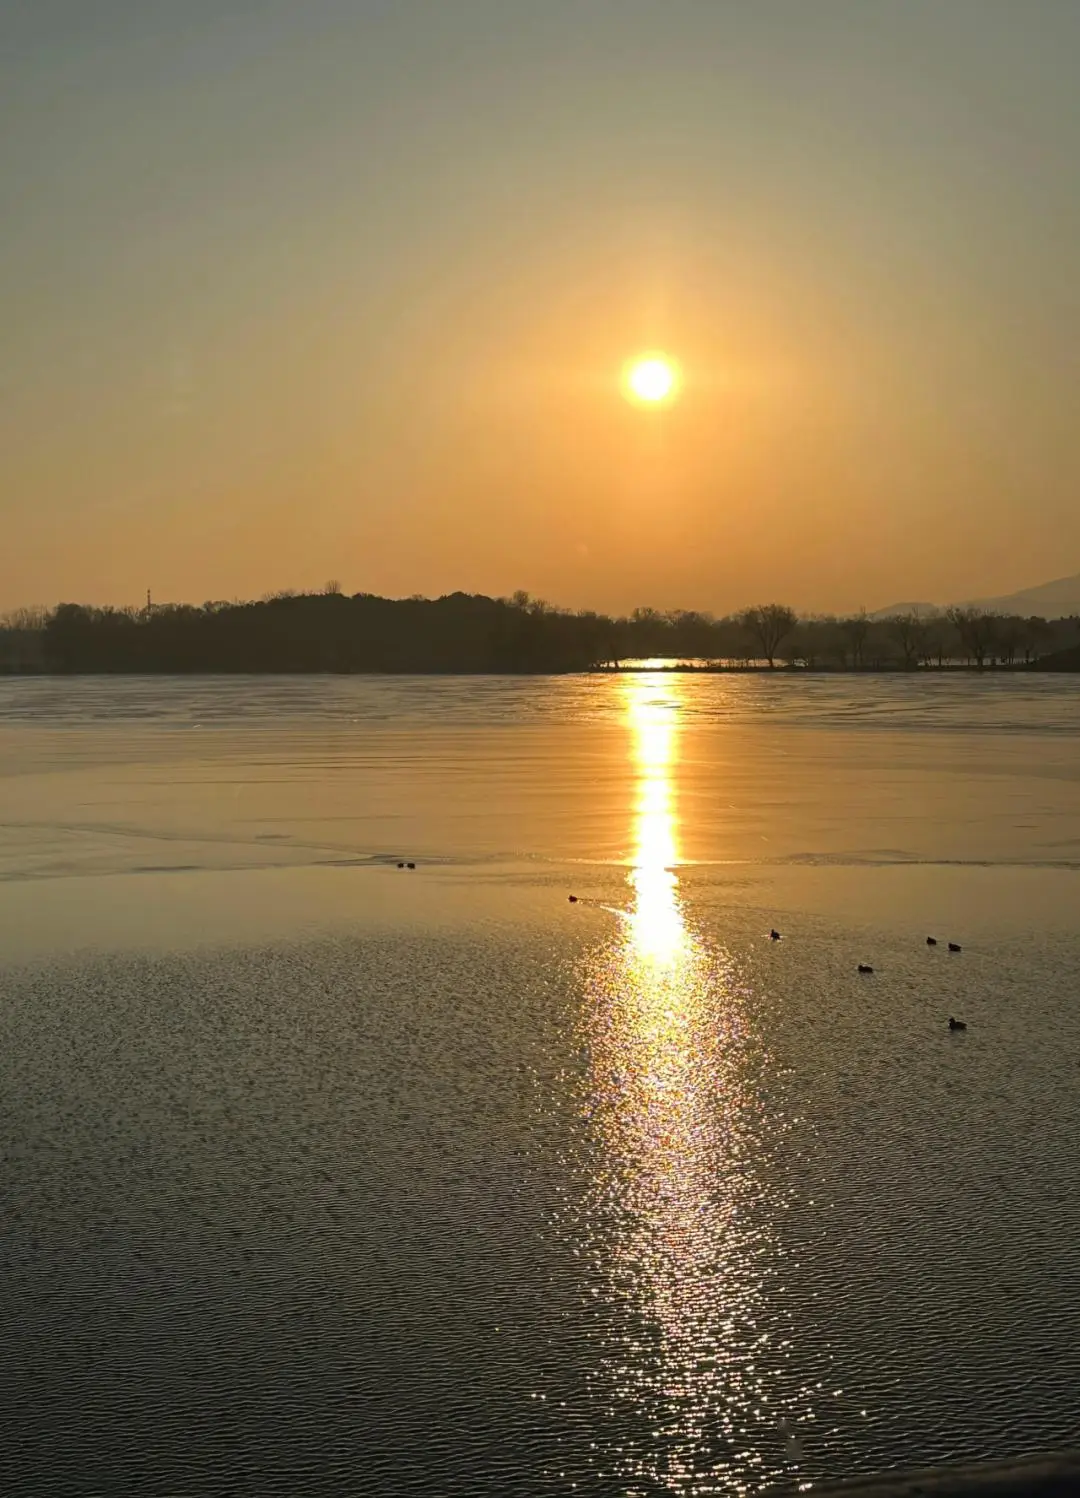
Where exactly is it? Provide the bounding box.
[926,936,938,946]
[858,964,874,974]
[396,862,405,869]
[568,894,579,904]
[406,862,416,870]
[948,1016,967,1031]
[948,942,962,953]
[770,929,781,941]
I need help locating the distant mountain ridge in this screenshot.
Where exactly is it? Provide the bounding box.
[874,571,1080,620]
[967,572,1080,617]
[869,601,938,620]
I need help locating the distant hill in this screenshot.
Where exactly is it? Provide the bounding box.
[870,601,938,620]
[966,572,1080,618]
[873,571,1080,621]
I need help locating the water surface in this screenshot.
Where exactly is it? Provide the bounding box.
[0,674,1077,1494]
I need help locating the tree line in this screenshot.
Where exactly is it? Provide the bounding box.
[1,591,1078,674]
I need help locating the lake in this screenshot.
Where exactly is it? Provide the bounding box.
[1,673,1078,1495]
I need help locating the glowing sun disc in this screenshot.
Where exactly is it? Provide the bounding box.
[624,354,679,404]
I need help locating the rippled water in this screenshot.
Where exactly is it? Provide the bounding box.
[3,669,1079,732]
[0,674,1078,1494]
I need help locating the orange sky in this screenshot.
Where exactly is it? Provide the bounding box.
[3,1,1079,616]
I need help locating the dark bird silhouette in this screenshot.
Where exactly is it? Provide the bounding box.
[926,936,938,946]
[948,942,962,952]
[568,895,579,903]
[396,862,405,869]
[948,1017,967,1031]
[770,929,781,941]
[858,964,874,974]
[406,862,416,870]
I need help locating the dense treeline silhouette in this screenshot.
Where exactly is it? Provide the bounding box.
[1,590,1079,674]
[38,592,607,674]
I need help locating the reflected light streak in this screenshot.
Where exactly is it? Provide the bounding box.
[579,674,798,1493]
[627,679,685,968]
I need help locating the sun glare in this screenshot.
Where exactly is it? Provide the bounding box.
[624,354,679,405]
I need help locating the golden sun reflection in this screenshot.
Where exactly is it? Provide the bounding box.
[627,678,685,968]
[579,674,796,1493]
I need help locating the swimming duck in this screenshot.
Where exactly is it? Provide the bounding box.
[770,929,781,941]
[948,942,962,953]
[568,895,579,904]
[926,936,937,946]
[948,1016,967,1031]
[858,964,874,974]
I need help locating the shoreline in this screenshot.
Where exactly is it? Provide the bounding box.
[0,661,1074,677]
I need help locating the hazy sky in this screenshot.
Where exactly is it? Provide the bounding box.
[3,0,1079,615]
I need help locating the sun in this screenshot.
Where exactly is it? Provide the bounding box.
[624,353,680,405]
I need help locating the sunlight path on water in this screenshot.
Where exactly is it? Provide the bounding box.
[575,675,812,1494]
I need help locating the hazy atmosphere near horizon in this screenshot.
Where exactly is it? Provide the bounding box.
[5,9,1080,1496]
[4,0,1080,615]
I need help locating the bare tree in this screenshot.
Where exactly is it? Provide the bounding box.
[839,609,869,669]
[920,612,953,668]
[738,603,797,667]
[0,605,48,631]
[1024,616,1053,663]
[945,606,999,668]
[790,614,849,669]
[788,619,817,669]
[888,610,928,669]
[995,614,1027,667]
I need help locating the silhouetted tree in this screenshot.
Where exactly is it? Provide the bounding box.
[994,614,1029,667]
[32,590,1080,676]
[785,617,822,668]
[1024,616,1053,663]
[1,605,48,630]
[888,610,928,669]
[0,606,48,672]
[737,604,797,668]
[946,607,999,669]
[839,610,870,669]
